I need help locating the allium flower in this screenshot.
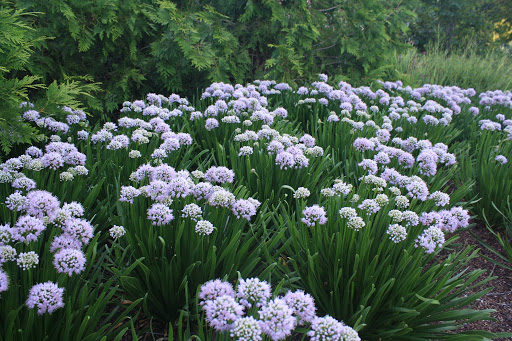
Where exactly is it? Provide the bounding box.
[151,148,167,159]
[195,220,215,236]
[332,181,353,196]
[406,180,429,201]
[300,134,316,148]
[495,155,508,164]
[53,248,86,276]
[26,282,65,315]
[231,199,257,220]
[109,225,126,239]
[0,268,8,293]
[208,189,235,208]
[258,298,296,341]
[301,205,328,227]
[17,251,39,270]
[353,138,375,151]
[358,199,380,214]
[5,191,27,211]
[305,146,324,157]
[339,207,357,219]
[191,170,205,179]
[205,166,235,184]
[199,279,235,305]
[119,186,141,204]
[429,191,450,207]
[64,151,86,166]
[449,206,470,230]
[203,295,244,332]
[395,195,410,208]
[73,165,89,175]
[350,194,361,203]
[347,216,365,230]
[129,150,142,158]
[402,210,419,226]
[297,86,309,95]
[11,215,46,244]
[327,114,340,122]
[49,234,82,253]
[237,277,271,308]
[205,118,219,130]
[230,316,263,340]
[308,315,360,341]
[374,152,391,165]
[387,224,408,243]
[0,245,17,263]
[4,158,23,170]
[58,202,82,219]
[416,226,445,254]
[62,218,94,244]
[275,152,295,169]
[375,194,389,206]
[283,290,316,325]
[59,171,74,181]
[359,159,378,175]
[41,152,64,170]
[147,203,174,226]
[238,146,254,156]
[145,180,170,202]
[26,190,60,221]
[181,203,202,221]
[321,188,336,197]
[26,146,43,158]
[469,107,479,116]
[190,181,212,199]
[388,210,403,222]
[0,225,12,245]
[294,187,310,199]
[77,130,89,140]
[11,177,36,191]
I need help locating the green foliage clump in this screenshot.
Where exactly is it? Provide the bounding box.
[0,5,100,155]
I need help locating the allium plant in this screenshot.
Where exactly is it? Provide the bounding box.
[197,277,359,341]
[0,183,139,340]
[114,161,271,322]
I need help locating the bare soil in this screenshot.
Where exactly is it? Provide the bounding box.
[449,225,512,339]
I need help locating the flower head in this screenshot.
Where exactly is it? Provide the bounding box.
[53,248,86,276]
[147,203,174,226]
[301,205,328,227]
[199,279,235,305]
[195,220,215,236]
[0,268,9,293]
[26,282,65,315]
[258,298,296,341]
[203,295,244,332]
[236,277,271,308]
[109,225,126,239]
[283,290,316,325]
[17,251,39,270]
[230,316,263,340]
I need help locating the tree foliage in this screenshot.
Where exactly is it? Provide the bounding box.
[6,0,415,119]
[0,4,100,155]
[408,0,512,51]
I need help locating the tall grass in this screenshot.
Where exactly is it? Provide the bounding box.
[391,41,512,93]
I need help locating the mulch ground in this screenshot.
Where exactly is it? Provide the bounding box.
[448,224,512,338]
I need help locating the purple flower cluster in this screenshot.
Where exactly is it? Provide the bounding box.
[301,205,328,226]
[199,277,358,340]
[26,282,65,314]
[205,166,235,184]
